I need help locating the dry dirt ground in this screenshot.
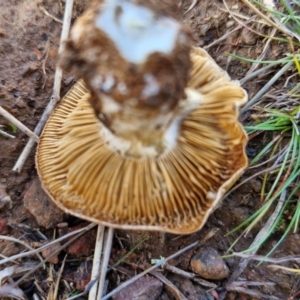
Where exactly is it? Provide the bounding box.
[0,0,300,299]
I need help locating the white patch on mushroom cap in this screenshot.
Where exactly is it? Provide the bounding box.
[95,0,181,64]
[142,74,160,98]
[101,94,121,114]
[102,74,115,92]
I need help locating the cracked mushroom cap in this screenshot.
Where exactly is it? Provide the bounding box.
[36,0,248,234]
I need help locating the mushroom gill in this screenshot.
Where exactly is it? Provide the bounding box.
[36,46,247,234]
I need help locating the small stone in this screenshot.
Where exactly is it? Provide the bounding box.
[0,240,20,257]
[113,275,163,300]
[0,184,12,210]
[66,223,97,257]
[74,261,92,291]
[0,218,9,235]
[23,178,64,229]
[41,241,61,264]
[191,247,230,280]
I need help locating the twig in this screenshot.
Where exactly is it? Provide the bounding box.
[226,286,280,299]
[0,223,96,266]
[53,255,67,299]
[0,129,15,139]
[37,3,63,24]
[231,253,300,264]
[184,0,198,15]
[240,0,295,38]
[204,24,243,50]
[88,225,105,300]
[240,61,293,114]
[12,222,96,287]
[230,281,275,287]
[102,241,199,300]
[150,270,188,300]
[98,227,114,299]
[0,106,39,142]
[0,235,44,267]
[13,0,74,173]
[164,264,217,289]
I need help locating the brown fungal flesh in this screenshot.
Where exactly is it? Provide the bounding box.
[36,47,248,234]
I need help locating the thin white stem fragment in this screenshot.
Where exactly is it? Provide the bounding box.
[97,227,114,299]
[184,0,198,15]
[0,106,39,142]
[240,61,293,114]
[88,225,105,300]
[13,0,74,173]
[0,129,15,139]
[226,190,287,288]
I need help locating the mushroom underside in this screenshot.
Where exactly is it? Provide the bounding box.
[36,48,248,234]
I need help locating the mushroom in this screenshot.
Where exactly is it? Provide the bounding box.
[36,0,248,234]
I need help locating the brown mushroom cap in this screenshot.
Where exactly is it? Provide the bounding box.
[36,47,248,234]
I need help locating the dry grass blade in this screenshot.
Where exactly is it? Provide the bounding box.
[226,285,280,300]
[240,0,295,37]
[102,241,199,300]
[232,253,300,264]
[150,270,188,300]
[225,190,287,292]
[0,128,15,139]
[10,223,96,288]
[13,0,74,173]
[240,61,293,114]
[0,223,96,266]
[53,255,67,300]
[0,106,39,142]
[97,227,114,299]
[164,264,217,289]
[88,225,105,300]
[0,235,45,267]
[184,0,198,15]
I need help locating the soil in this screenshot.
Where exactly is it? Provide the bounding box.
[0,0,299,299]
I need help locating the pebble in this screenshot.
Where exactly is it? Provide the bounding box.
[41,241,61,264]
[65,223,97,257]
[0,218,10,235]
[23,178,64,229]
[191,247,229,280]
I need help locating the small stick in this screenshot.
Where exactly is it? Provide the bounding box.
[38,4,63,24]
[164,264,217,289]
[0,106,39,142]
[88,225,105,300]
[0,129,15,139]
[97,227,114,299]
[150,270,188,300]
[13,0,74,173]
[184,0,198,15]
[102,241,199,300]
